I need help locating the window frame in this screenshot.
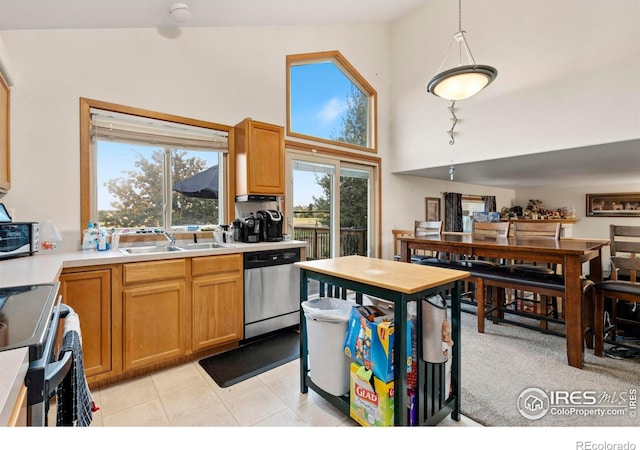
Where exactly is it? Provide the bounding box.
[286,50,378,153]
[79,98,235,236]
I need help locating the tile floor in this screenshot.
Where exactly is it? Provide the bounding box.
[77,358,481,428]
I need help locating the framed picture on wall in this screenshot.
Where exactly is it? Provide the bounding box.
[586,192,640,217]
[426,197,441,221]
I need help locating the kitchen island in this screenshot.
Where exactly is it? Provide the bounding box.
[295,255,469,426]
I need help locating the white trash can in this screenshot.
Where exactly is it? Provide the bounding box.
[302,297,355,396]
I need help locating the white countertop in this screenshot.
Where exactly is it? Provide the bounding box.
[0,239,307,289]
[0,239,307,422]
[0,348,28,426]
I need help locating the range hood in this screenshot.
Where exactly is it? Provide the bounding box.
[235,194,278,203]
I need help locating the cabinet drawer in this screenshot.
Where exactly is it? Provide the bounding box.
[123,259,186,284]
[192,254,242,277]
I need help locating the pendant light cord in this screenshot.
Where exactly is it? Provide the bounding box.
[458,0,462,63]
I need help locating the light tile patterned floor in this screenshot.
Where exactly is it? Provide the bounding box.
[81,358,481,427]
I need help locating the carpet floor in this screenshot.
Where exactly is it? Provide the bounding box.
[198,328,300,388]
[459,310,640,426]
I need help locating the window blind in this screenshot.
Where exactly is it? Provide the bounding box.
[90,108,228,152]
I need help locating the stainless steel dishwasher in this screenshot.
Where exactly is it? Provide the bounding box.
[243,247,301,340]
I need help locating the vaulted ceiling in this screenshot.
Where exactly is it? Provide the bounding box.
[1,0,637,189]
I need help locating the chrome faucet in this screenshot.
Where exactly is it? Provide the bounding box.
[162,230,175,245]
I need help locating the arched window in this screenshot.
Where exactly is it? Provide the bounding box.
[286,51,377,152]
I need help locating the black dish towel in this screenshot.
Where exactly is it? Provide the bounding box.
[56,313,94,427]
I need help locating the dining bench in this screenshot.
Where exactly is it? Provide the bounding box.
[419,258,595,346]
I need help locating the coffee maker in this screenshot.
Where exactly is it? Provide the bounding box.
[256,210,283,242]
[238,214,260,243]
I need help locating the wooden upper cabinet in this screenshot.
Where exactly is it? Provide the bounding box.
[0,72,9,192]
[234,118,284,196]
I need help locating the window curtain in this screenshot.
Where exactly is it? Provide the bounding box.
[444,192,463,232]
[482,195,497,212]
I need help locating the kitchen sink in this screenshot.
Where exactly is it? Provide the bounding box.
[178,242,228,250]
[120,245,184,255]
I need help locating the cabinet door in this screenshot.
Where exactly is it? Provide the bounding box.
[235,119,284,195]
[0,72,9,192]
[192,271,243,351]
[122,281,187,371]
[59,269,112,377]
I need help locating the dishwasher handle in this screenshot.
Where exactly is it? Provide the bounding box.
[244,248,301,269]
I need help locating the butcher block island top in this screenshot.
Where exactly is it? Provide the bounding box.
[295,255,469,294]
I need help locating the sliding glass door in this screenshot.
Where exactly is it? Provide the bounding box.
[290,158,336,260]
[339,165,372,257]
[286,152,376,261]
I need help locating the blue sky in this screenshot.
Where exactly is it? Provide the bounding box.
[290,60,353,143]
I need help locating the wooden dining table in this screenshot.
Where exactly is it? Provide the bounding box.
[400,233,610,369]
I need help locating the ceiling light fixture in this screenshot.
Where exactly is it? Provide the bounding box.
[169,3,191,23]
[426,0,497,101]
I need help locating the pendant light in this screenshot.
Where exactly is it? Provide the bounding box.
[426,0,497,101]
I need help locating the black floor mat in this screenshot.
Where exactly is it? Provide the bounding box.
[198,328,300,388]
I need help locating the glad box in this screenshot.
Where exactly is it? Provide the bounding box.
[349,363,394,427]
[343,305,411,383]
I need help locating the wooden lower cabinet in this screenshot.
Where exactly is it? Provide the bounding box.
[59,268,112,378]
[192,254,243,351]
[7,385,27,426]
[58,253,246,385]
[122,259,187,371]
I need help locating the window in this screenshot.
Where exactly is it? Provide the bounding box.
[462,196,486,233]
[80,99,232,232]
[287,51,377,152]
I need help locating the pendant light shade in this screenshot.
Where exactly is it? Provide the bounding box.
[427,64,497,101]
[426,2,497,101]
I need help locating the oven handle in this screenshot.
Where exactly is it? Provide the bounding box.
[44,347,73,398]
[43,303,73,399]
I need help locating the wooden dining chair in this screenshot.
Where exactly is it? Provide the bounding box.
[462,221,510,268]
[593,224,640,356]
[392,229,415,261]
[412,220,443,261]
[414,220,443,237]
[594,256,640,357]
[471,221,510,239]
[504,222,562,324]
[609,224,640,280]
[454,221,510,314]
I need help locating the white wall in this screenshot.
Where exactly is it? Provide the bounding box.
[0,25,393,250]
[389,0,640,172]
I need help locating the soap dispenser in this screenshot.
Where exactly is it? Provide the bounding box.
[82,220,97,251]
